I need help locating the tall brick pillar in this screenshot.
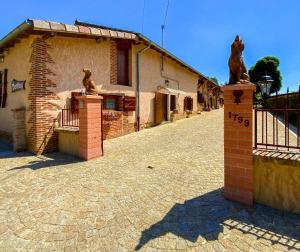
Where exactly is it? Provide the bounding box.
[76,95,103,160]
[221,83,256,205]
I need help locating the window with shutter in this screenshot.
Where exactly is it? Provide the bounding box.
[184,96,193,111]
[170,95,176,111]
[117,42,131,86]
[0,71,2,108]
[1,69,8,108]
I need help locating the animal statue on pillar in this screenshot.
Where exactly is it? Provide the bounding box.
[228,35,249,84]
[82,69,100,95]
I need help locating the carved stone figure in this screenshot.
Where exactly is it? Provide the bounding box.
[82,69,100,95]
[228,35,249,84]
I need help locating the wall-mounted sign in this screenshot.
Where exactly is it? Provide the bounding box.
[11,79,25,92]
[228,112,250,127]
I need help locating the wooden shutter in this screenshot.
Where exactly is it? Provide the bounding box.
[1,69,7,108]
[116,96,124,111]
[190,98,193,111]
[123,96,136,111]
[71,92,81,113]
[0,71,2,107]
[155,92,163,124]
[184,97,187,111]
[117,48,129,86]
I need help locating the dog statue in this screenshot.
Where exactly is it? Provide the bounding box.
[82,69,100,95]
[228,35,249,84]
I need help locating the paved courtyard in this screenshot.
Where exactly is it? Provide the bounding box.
[0,109,299,251]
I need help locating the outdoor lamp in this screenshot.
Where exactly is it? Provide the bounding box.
[257,74,274,96]
[0,54,4,63]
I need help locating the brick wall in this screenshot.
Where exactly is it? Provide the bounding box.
[28,37,59,154]
[110,41,117,85]
[102,110,135,139]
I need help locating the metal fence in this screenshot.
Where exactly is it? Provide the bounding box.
[254,87,300,151]
[61,108,79,127]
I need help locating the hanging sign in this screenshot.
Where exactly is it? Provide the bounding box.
[11,79,25,92]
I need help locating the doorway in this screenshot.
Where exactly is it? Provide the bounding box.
[155,92,169,124]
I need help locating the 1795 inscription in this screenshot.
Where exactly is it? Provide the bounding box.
[228,112,250,127]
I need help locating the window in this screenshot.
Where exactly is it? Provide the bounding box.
[184,97,193,111]
[106,98,116,110]
[170,95,176,111]
[197,91,204,103]
[117,42,131,86]
[102,95,123,110]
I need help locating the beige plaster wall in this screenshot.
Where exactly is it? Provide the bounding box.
[254,155,300,214]
[133,44,198,124]
[0,37,33,136]
[48,37,198,126]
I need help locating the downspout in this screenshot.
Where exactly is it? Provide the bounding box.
[136,43,151,131]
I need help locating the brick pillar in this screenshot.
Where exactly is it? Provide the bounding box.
[221,83,256,205]
[12,108,27,152]
[76,95,103,160]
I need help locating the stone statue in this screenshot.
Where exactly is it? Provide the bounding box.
[228,35,249,84]
[82,69,100,95]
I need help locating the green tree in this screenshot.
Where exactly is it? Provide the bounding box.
[249,56,282,94]
[209,77,219,85]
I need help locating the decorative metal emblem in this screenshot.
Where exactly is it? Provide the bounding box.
[233,90,243,104]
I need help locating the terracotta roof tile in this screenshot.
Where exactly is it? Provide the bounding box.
[78,25,91,34]
[65,24,79,33]
[90,27,101,36]
[32,20,51,30]
[49,22,65,31]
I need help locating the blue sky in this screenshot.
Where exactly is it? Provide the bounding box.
[1,0,300,91]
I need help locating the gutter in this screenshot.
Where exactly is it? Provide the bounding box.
[0,19,32,52]
[136,43,151,131]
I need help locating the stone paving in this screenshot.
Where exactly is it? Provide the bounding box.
[0,109,299,251]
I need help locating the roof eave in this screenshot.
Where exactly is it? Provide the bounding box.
[0,19,33,52]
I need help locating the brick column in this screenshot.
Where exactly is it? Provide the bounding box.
[221,83,256,205]
[76,95,103,160]
[12,108,27,152]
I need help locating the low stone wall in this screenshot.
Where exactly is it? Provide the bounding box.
[55,127,79,157]
[254,151,300,214]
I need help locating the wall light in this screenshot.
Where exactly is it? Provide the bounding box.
[0,54,4,63]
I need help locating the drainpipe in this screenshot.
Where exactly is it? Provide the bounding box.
[136,44,151,131]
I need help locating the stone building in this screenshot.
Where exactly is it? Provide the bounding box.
[0,19,220,154]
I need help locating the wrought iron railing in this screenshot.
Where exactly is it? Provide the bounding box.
[254,88,300,151]
[61,108,79,127]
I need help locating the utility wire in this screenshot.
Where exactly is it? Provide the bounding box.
[141,0,146,33]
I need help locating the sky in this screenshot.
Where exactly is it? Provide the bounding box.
[1,0,300,92]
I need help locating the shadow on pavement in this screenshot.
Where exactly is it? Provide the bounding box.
[135,188,300,250]
[7,152,83,171]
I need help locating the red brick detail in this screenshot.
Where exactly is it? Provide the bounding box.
[110,41,117,85]
[77,96,103,161]
[28,37,59,154]
[221,84,256,206]
[102,110,136,140]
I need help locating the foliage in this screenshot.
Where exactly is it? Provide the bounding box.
[249,56,282,94]
[209,77,219,85]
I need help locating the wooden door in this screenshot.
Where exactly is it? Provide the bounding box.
[162,94,168,121]
[155,92,163,124]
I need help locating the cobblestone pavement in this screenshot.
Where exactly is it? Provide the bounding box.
[0,109,299,251]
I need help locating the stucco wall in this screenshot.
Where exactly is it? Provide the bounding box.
[254,154,300,214]
[47,37,198,126]
[134,45,198,125]
[0,37,33,136]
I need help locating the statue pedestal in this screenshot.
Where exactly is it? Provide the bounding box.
[221,83,256,205]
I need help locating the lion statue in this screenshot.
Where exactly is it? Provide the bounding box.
[82,69,100,95]
[228,35,249,84]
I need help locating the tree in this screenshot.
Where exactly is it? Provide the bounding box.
[209,77,219,85]
[249,56,282,94]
